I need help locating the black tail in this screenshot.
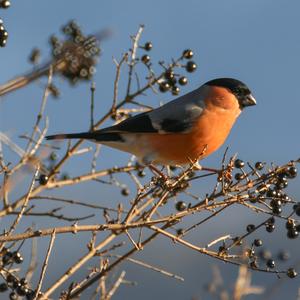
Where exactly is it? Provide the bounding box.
[46,131,124,142]
[46,132,96,140]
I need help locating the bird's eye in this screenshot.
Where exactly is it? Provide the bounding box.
[234,88,242,95]
[234,87,250,96]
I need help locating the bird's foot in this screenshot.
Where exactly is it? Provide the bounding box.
[148,164,176,188]
[148,164,168,180]
[190,161,219,173]
[195,164,232,181]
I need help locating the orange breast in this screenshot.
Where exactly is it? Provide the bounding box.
[145,106,240,165]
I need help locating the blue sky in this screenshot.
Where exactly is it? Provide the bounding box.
[1,1,300,299]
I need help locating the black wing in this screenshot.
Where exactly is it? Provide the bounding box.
[103,88,205,134]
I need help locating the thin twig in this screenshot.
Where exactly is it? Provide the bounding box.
[4,167,40,239]
[207,235,232,248]
[126,25,144,97]
[0,219,171,243]
[30,195,123,213]
[25,66,53,153]
[35,229,56,300]
[105,271,126,299]
[109,255,184,282]
[112,53,128,111]
[26,236,38,283]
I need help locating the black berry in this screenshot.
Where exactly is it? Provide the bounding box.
[255,162,264,170]
[246,224,255,233]
[287,268,297,278]
[266,189,277,198]
[141,55,150,64]
[0,37,7,47]
[254,239,263,247]
[235,173,243,181]
[276,178,288,189]
[144,42,153,51]
[176,228,184,235]
[13,252,23,264]
[233,236,243,246]
[39,174,49,185]
[272,206,282,215]
[6,274,14,283]
[0,29,8,47]
[266,224,275,233]
[171,86,180,96]
[0,0,10,8]
[49,152,58,161]
[234,159,245,169]
[268,217,276,224]
[266,259,275,269]
[178,76,188,86]
[294,203,300,216]
[0,283,8,292]
[159,81,170,92]
[286,166,297,179]
[182,49,193,59]
[17,286,28,296]
[185,61,197,72]
[20,278,27,286]
[26,290,36,300]
[218,246,227,254]
[2,250,13,265]
[285,220,296,230]
[121,188,130,196]
[137,170,146,177]
[164,69,174,80]
[9,292,18,300]
[287,229,299,239]
[167,76,177,86]
[175,201,187,212]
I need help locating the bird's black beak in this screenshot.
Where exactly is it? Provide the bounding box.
[242,94,256,107]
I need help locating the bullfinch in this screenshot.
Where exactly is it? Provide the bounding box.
[46,78,256,166]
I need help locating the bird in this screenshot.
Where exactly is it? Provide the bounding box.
[46,78,256,167]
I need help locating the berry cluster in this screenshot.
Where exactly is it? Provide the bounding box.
[285,218,299,239]
[234,159,298,218]
[159,49,197,96]
[49,20,100,84]
[1,248,23,266]
[166,158,299,278]
[139,42,197,96]
[228,159,299,277]
[242,220,296,275]
[0,247,35,299]
[0,0,10,47]
[257,248,296,277]
[211,218,298,278]
[0,274,35,300]
[0,18,8,47]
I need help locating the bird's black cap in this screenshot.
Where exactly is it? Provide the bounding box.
[205,78,256,108]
